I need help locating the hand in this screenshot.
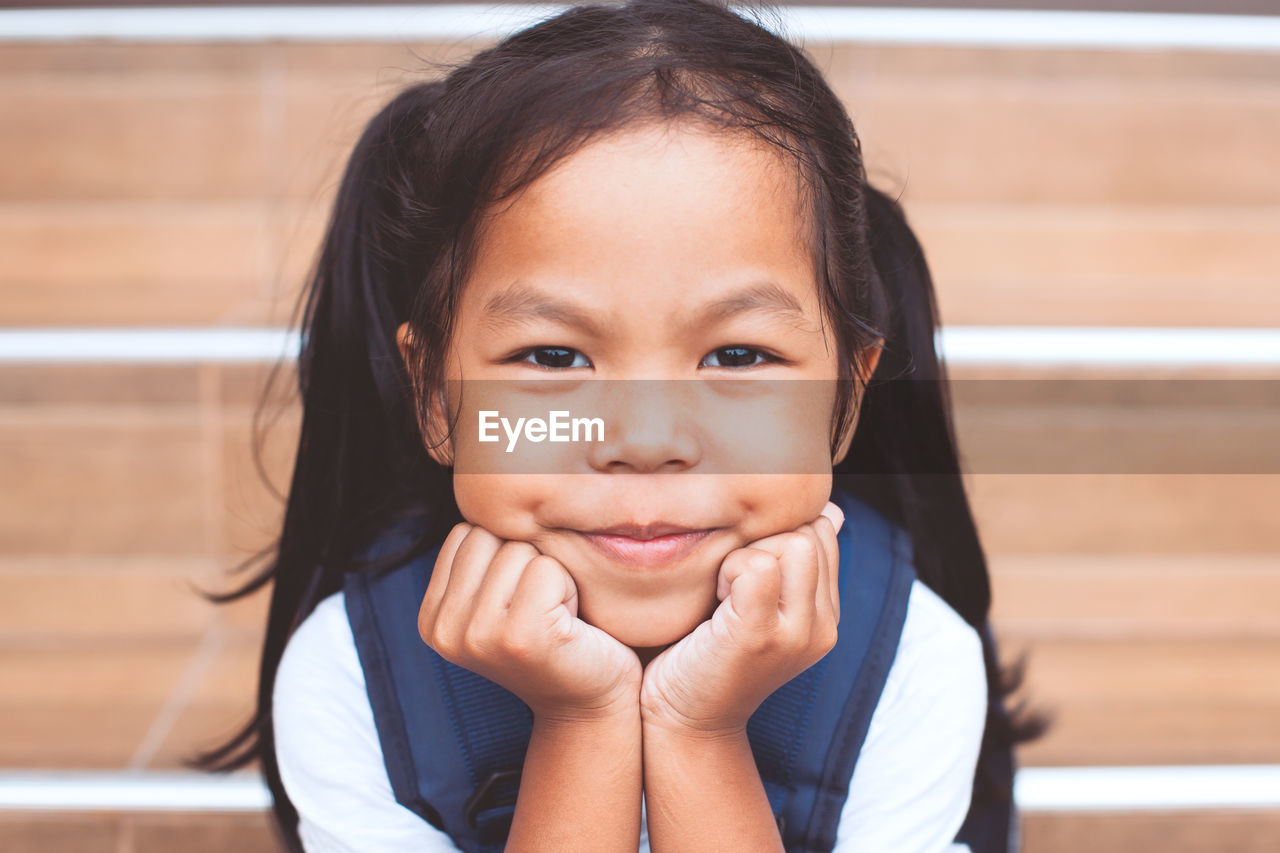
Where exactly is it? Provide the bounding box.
[418,522,642,722]
[638,501,845,737]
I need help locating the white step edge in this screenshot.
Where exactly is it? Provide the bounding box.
[2,326,1280,367]
[1,765,1279,812]
[0,5,1278,52]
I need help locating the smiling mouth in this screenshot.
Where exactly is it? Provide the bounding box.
[575,528,715,567]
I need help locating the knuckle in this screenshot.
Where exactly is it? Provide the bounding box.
[786,532,819,561]
[719,550,744,575]
[780,620,809,652]
[812,619,838,654]
[746,557,774,584]
[460,622,490,657]
[529,552,559,570]
[754,613,787,646]
[501,626,538,661]
[741,630,772,656]
[495,539,537,562]
[428,628,457,659]
[526,554,563,579]
[753,550,780,571]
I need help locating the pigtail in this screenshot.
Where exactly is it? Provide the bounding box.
[182,80,461,851]
[836,182,1049,849]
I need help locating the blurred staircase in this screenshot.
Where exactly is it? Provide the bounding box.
[1,5,1278,851]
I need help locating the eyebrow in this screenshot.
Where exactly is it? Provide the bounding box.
[690,280,808,328]
[481,282,607,337]
[480,279,809,335]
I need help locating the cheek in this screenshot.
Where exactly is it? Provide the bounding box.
[710,387,836,477]
[451,473,546,538]
[731,474,834,540]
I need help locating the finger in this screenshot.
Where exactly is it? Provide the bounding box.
[738,506,841,622]
[436,525,503,628]
[736,531,820,619]
[508,554,579,634]
[472,539,541,617]
[801,520,836,636]
[776,529,821,620]
[725,550,782,631]
[821,500,845,533]
[717,546,776,602]
[812,503,842,618]
[420,522,472,636]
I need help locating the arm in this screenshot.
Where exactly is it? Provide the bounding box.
[507,707,643,852]
[641,724,782,853]
[639,502,845,853]
[419,523,645,852]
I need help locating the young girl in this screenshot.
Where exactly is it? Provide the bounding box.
[192,1,1041,850]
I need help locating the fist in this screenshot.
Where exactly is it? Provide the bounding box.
[418,522,642,722]
[638,501,844,736]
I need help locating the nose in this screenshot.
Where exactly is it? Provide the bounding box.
[584,380,702,474]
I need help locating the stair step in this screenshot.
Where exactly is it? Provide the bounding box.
[1022,810,1280,852]
[2,41,1277,326]
[0,810,278,853]
[2,808,1276,853]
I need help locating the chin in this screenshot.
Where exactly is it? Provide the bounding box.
[581,592,714,649]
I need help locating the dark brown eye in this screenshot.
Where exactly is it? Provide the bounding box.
[701,346,772,368]
[520,346,589,369]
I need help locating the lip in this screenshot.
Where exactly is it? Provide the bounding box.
[583,522,703,540]
[577,527,715,567]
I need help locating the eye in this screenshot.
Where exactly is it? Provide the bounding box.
[699,346,780,369]
[513,346,592,370]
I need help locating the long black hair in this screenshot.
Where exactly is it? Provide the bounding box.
[187,1,1045,849]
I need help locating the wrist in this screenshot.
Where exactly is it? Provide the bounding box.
[641,710,749,745]
[533,695,641,730]
[639,696,752,741]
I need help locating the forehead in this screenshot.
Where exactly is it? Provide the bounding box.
[459,121,819,324]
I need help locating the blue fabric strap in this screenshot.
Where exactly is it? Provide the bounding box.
[749,656,828,817]
[431,656,530,851]
[803,528,915,850]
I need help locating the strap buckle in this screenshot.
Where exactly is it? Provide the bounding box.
[464,767,522,828]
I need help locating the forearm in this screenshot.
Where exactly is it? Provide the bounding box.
[506,707,643,852]
[642,724,784,853]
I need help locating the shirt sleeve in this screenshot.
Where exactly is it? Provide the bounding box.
[273,591,464,853]
[832,579,988,853]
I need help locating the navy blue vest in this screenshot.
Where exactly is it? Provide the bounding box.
[343,488,925,852]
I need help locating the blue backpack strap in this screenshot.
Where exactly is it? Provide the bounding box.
[345,488,916,853]
[768,487,916,851]
[344,521,527,853]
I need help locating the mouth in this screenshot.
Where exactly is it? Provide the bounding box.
[575,524,717,567]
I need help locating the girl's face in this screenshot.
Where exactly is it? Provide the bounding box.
[398,122,878,653]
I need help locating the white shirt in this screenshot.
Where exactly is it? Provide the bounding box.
[274,579,986,852]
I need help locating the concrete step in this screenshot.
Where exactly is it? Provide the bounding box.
[1,40,1277,326]
[0,805,1276,853]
